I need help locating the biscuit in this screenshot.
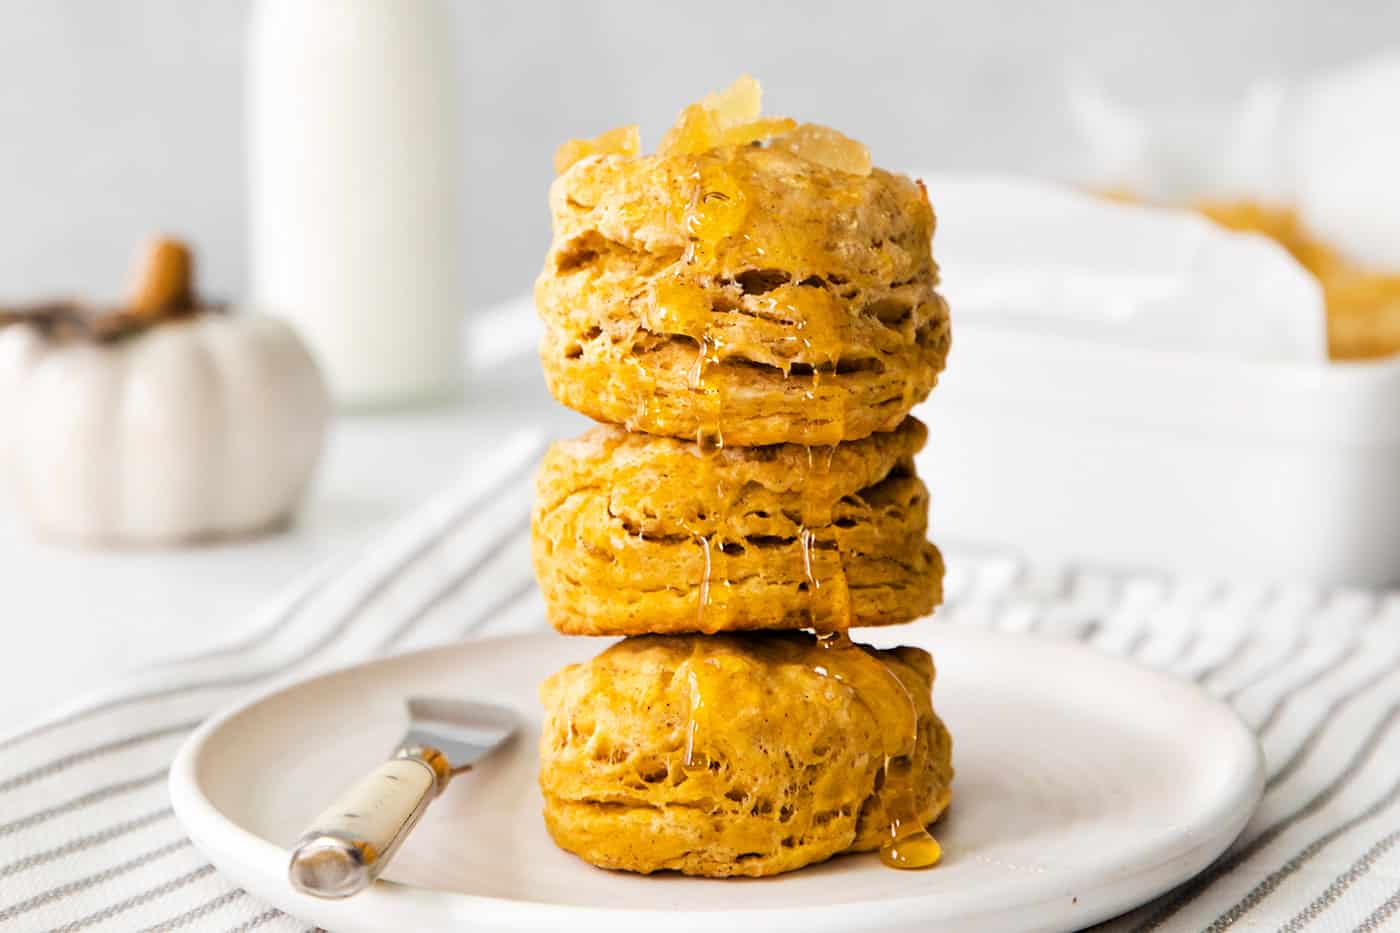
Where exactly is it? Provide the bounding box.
[538,632,953,877]
[1326,272,1400,360]
[532,418,942,635]
[535,143,950,446]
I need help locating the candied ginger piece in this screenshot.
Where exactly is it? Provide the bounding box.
[774,123,872,176]
[660,75,776,156]
[659,103,722,156]
[702,74,762,129]
[554,124,641,174]
[720,116,798,148]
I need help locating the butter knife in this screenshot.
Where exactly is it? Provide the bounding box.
[288,696,517,898]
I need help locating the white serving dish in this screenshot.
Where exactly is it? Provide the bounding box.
[913,174,1400,586]
[916,324,1400,586]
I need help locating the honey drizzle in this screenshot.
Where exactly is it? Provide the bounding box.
[806,437,935,862]
[799,443,849,631]
[654,257,731,633]
[689,460,731,635]
[812,632,941,869]
[795,438,930,868]
[622,334,655,432]
[651,122,935,869]
[879,756,943,869]
[688,324,727,633]
[696,535,713,631]
[799,526,819,601]
[778,286,850,446]
[688,337,710,390]
[681,661,706,770]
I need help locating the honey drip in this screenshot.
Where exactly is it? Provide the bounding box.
[681,400,925,871]
[798,444,850,631]
[656,270,732,634]
[881,827,943,869]
[813,632,940,870]
[799,527,818,597]
[688,337,710,390]
[687,417,729,633]
[778,287,851,446]
[682,662,706,771]
[695,424,724,453]
[876,752,942,869]
[689,335,725,455]
[678,165,747,267]
[696,535,713,631]
[675,633,939,870]
[621,335,656,432]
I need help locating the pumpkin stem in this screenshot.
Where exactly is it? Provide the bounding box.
[126,236,195,319]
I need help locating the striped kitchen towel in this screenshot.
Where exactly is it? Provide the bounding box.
[3,428,1400,931]
[0,431,547,932]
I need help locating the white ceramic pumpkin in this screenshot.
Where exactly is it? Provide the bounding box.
[0,310,329,545]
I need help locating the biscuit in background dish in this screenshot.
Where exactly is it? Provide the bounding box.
[532,417,942,635]
[538,632,953,878]
[1325,273,1400,362]
[535,76,950,447]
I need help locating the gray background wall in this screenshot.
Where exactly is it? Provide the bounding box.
[1,0,1396,311]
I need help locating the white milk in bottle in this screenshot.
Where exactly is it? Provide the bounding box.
[248,0,465,408]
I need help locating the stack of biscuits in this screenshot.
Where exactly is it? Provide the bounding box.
[531,78,954,878]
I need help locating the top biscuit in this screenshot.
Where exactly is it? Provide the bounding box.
[535,78,951,447]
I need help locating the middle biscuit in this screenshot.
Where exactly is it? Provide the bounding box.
[532,416,942,636]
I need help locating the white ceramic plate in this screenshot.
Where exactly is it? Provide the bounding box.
[170,626,1263,933]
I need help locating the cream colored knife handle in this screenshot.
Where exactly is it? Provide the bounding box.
[288,753,443,898]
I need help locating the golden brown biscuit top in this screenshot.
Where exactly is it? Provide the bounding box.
[548,145,934,286]
[540,631,934,767]
[534,77,949,447]
[543,76,936,287]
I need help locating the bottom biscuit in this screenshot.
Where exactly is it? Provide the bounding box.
[538,632,953,877]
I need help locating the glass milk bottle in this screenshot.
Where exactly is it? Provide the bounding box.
[248,0,465,408]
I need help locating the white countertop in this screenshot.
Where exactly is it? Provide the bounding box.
[0,366,586,729]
